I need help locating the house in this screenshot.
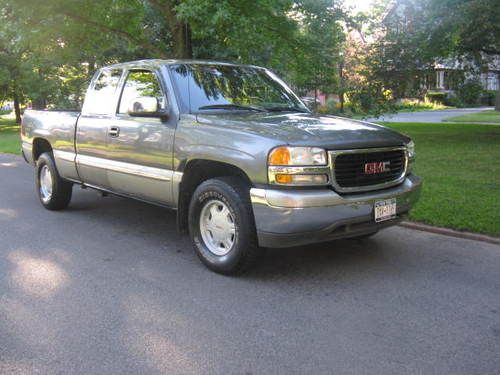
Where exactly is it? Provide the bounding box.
[383,0,500,94]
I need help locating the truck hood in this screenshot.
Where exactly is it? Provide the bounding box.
[196,112,410,150]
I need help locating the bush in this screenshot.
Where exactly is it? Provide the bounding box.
[0,109,12,116]
[480,90,496,106]
[443,93,464,107]
[395,98,448,111]
[317,98,339,115]
[456,80,483,106]
[347,85,395,117]
[425,92,448,105]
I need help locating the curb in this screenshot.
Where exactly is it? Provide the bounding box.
[399,221,500,245]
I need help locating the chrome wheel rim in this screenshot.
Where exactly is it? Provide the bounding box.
[199,199,236,256]
[39,165,53,203]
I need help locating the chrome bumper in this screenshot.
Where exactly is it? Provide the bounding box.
[250,174,422,248]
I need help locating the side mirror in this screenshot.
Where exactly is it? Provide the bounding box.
[128,97,163,117]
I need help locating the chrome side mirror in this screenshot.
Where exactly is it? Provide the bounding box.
[128,97,160,117]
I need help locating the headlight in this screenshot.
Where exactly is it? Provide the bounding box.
[406,140,415,173]
[268,146,329,186]
[406,140,415,160]
[268,146,327,166]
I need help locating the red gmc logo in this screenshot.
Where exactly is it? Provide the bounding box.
[364,161,390,174]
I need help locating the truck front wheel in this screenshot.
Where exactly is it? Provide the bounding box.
[188,177,262,275]
[35,152,73,210]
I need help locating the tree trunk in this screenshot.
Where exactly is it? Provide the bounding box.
[153,1,193,59]
[13,95,21,124]
[339,60,344,113]
[172,22,192,58]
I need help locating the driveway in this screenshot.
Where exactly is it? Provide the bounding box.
[1,153,499,375]
[366,107,494,123]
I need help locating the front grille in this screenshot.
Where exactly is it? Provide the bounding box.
[332,148,406,192]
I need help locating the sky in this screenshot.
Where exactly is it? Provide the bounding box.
[343,0,376,12]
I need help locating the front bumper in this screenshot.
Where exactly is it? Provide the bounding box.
[250,174,422,248]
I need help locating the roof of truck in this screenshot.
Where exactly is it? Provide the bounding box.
[103,59,265,70]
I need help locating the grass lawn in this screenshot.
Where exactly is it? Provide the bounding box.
[384,122,499,236]
[0,117,20,154]
[444,110,500,124]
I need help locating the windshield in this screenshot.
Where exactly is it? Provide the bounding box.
[169,64,309,113]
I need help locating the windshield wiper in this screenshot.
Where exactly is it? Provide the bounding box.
[264,106,309,113]
[198,104,265,112]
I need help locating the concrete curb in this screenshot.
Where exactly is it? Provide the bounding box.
[399,221,500,245]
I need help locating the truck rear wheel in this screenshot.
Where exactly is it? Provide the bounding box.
[188,177,262,275]
[35,152,73,210]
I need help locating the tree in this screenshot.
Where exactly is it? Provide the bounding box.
[288,0,345,99]
[422,0,500,109]
[0,0,348,114]
[359,0,500,108]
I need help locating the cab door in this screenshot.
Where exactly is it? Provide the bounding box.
[76,68,123,188]
[105,69,177,205]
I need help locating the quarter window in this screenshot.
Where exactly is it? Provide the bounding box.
[83,69,123,115]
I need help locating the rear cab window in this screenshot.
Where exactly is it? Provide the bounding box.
[82,68,123,115]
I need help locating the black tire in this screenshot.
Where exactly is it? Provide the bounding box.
[35,152,73,210]
[188,177,263,275]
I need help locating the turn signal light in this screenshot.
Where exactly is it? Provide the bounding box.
[275,174,293,184]
[269,147,291,165]
[275,174,328,185]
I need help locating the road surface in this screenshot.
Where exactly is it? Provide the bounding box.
[1,154,499,374]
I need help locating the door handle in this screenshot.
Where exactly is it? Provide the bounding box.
[109,126,120,137]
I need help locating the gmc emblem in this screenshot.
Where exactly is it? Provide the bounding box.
[364,161,390,174]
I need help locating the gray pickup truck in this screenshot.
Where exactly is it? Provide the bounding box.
[21,59,421,274]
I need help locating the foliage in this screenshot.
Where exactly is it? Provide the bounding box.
[425,92,448,105]
[394,98,449,111]
[384,122,500,236]
[455,80,484,106]
[0,0,347,113]
[480,90,497,106]
[351,0,499,112]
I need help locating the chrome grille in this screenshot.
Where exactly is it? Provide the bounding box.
[329,147,407,193]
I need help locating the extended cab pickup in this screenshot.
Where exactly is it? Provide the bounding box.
[21,59,421,274]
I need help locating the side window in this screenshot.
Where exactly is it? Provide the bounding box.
[83,69,122,115]
[94,69,122,91]
[118,70,166,114]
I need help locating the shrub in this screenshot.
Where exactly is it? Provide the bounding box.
[480,90,496,106]
[395,98,448,111]
[425,92,448,104]
[456,80,483,106]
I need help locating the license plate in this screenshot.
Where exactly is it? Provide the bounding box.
[374,198,397,222]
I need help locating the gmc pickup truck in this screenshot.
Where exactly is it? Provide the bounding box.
[21,59,421,274]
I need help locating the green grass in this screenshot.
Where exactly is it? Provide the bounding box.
[384,122,500,236]
[444,110,500,123]
[0,117,21,154]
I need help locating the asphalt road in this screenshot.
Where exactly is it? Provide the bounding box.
[366,107,494,123]
[1,153,499,375]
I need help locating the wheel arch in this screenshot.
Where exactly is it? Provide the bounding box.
[32,138,53,162]
[176,159,253,233]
